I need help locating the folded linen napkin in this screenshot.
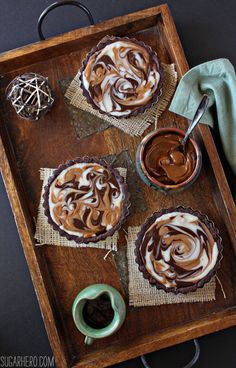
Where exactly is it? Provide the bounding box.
[169,58,236,178]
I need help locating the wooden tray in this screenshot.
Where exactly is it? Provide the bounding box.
[0,4,236,368]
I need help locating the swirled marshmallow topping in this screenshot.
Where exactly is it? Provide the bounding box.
[82,40,161,116]
[48,163,124,238]
[139,212,218,289]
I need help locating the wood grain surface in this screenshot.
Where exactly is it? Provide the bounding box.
[0,4,235,368]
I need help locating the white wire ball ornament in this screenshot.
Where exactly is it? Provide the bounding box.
[6,73,54,121]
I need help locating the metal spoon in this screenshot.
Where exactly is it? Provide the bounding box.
[180,94,210,150]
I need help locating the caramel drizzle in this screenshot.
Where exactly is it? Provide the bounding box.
[82,40,160,116]
[49,164,123,238]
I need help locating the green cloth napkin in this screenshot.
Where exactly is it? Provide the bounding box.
[169,58,236,177]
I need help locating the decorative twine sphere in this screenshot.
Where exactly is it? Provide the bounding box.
[5,72,54,121]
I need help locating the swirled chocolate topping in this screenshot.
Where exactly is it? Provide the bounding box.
[48,163,124,238]
[81,39,161,117]
[139,212,219,289]
[144,133,197,184]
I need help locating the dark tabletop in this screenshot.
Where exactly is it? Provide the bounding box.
[0,1,236,367]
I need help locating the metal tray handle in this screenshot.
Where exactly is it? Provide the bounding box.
[37,0,94,40]
[140,339,200,368]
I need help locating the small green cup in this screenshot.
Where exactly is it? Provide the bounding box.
[72,284,126,345]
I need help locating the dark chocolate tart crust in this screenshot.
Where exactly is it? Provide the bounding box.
[135,206,223,294]
[43,156,130,244]
[79,35,163,119]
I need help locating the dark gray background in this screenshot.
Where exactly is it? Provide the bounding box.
[0,1,235,367]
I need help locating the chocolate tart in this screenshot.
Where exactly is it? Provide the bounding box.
[80,35,162,118]
[43,157,130,244]
[135,206,223,294]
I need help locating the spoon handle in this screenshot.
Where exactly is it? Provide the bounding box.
[182,94,210,146]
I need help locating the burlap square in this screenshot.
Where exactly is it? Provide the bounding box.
[127,226,216,307]
[34,167,127,250]
[65,63,177,136]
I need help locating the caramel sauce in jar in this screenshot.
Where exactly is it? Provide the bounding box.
[144,133,197,185]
